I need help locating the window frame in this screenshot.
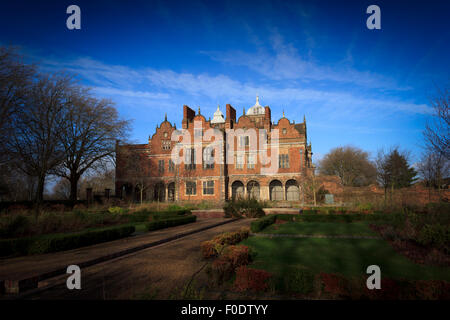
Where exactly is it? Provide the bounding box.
[202,180,214,195]
[185,181,197,195]
[158,159,165,173]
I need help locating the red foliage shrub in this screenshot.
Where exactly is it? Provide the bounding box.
[320,273,349,298]
[210,256,234,285]
[201,228,250,259]
[46,204,67,212]
[73,204,87,211]
[362,278,402,300]
[234,266,273,292]
[200,240,218,259]
[414,280,450,300]
[6,204,29,214]
[320,272,450,300]
[222,245,250,268]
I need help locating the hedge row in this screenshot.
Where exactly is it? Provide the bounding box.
[250,215,277,233]
[250,213,404,233]
[0,224,135,257]
[297,213,396,223]
[145,215,196,231]
[127,208,191,223]
[417,224,450,253]
[201,228,250,258]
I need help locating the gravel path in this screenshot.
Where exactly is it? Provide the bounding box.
[5,218,253,299]
[250,233,382,239]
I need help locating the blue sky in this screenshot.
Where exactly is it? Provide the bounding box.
[0,0,449,164]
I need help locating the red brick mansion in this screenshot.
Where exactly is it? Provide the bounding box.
[115,97,314,203]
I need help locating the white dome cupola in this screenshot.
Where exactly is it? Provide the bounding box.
[211,105,225,124]
[247,96,265,115]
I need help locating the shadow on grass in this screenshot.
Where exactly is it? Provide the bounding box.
[241,236,450,281]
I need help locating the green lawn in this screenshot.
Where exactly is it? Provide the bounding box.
[241,237,450,281]
[262,221,377,236]
[133,223,148,233]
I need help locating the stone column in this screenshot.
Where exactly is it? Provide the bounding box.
[262,185,270,201]
[243,183,248,199]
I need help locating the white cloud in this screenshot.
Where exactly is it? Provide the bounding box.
[201,32,409,91]
[40,55,432,119]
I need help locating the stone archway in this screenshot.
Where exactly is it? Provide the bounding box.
[231,180,245,200]
[269,180,283,201]
[168,182,175,202]
[286,179,300,201]
[247,180,260,200]
[154,182,165,202]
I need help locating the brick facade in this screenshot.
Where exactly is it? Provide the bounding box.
[115,98,314,203]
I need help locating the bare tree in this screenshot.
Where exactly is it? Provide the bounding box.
[424,87,449,160]
[51,178,71,200]
[375,149,390,201]
[318,145,377,186]
[118,146,149,204]
[0,47,35,161]
[0,166,38,201]
[53,91,130,201]
[0,47,36,198]
[417,151,449,200]
[8,73,72,203]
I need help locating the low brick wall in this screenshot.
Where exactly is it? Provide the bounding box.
[191,209,225,218]
[263,208,302,215]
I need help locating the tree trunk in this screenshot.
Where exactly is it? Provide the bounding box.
[35,175,45,203]
[390,183,394,207]
[69,173,80,202]
[34,174,46,216]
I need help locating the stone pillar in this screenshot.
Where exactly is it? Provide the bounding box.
[262,185,270,201]
[243,183,248,199]
[165,185,168,202]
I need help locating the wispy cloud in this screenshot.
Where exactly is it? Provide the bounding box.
[201,32,410,91]
[40,55,432,119]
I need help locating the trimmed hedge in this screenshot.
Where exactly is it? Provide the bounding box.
[276,214,298,222]
[0,224,135,257]
[250,213,402,233]
[417,224,450,253]
[200,228,250,258]
[297,213,400,223]
[146,215,196,231]
[250,215,277,233]
[127,208,191,223]
[224,199,265,218]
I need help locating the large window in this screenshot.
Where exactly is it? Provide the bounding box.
[186,181,196,195]
[168,159,175,172]
[247,153,256,169]
[235,153,244,169]
[158,159,164,173]
[184,148,196,170]
[239,136,249,147]
[279,154,289,168]
[203,181,214,195]
[203,147,214,169]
